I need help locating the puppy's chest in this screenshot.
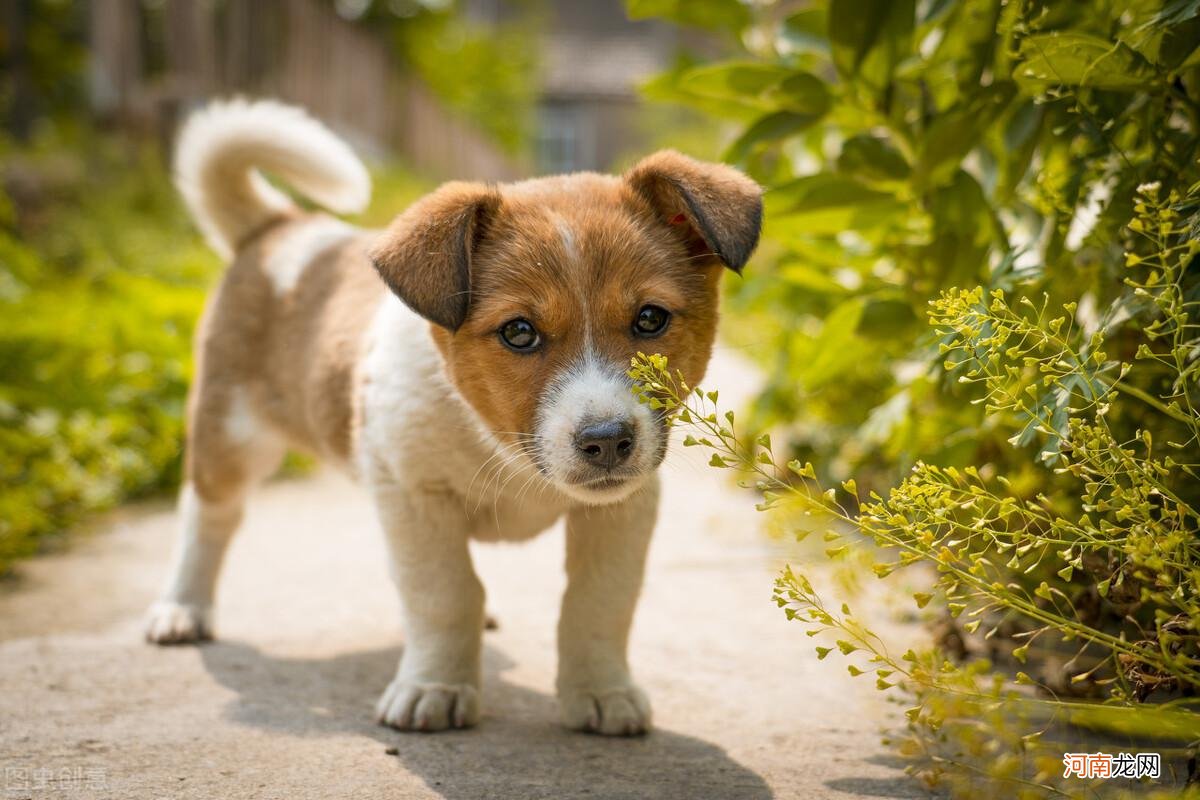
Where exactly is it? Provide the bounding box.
[456,457,567,542]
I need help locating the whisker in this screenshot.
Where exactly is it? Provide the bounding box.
[479,441,539,518]
[491,443,544,513]
[466,443,520,502]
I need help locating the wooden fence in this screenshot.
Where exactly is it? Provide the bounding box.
[87,0,523,180]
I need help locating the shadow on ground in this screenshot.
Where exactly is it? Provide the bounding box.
[200,640,772,800]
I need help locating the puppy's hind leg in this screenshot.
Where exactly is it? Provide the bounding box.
[145,386,284,644]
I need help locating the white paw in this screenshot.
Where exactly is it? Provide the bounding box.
[375,679,480,732]
[144,601,212,644]
[559,685,651,736]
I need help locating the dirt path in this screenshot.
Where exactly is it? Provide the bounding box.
[0,352,926,799]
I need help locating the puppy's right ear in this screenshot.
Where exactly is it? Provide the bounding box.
[368,182,501,331]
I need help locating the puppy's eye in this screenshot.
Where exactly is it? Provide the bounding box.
[633,305,671,337]
[499,318,541,352]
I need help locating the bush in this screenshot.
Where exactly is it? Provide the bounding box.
[0,128,427,575]
[632,0,1200,795]
[0,133,213,572]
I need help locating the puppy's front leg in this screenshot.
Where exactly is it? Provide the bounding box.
[557,477,659,736]
[372,483,485,732]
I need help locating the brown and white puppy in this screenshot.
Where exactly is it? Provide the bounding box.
[145,100,762,735]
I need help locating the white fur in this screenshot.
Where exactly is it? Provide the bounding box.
[534,355,659,505]
[174,99,370,258]
[222,385,259,444]
[555,213,578,261]
[146,390,284,644]
[264,218,355,295]
[144,485,242,643]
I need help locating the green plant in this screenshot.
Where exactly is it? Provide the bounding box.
[346,0,541,155]
[630,180,1200,795]
[632,0,1200,793]
[0,130,220,572]
[0,128,427,574]
[637,0,1200,490]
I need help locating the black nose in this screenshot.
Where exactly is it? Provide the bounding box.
[574,419,635,470]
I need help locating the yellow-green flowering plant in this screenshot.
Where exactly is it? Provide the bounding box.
[629,183,1200,797]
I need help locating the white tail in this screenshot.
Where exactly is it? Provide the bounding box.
[174,99,371,258]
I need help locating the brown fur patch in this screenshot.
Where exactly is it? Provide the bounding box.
[186,214,384,501]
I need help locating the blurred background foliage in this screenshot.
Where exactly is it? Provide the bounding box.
[0,122,426,571]
[0,133,209,569]
[333,0,542,153]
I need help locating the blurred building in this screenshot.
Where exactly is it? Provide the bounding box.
[504,0,679,174]
[84,0,683,180]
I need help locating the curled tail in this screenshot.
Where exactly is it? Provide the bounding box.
[174,99,371,258]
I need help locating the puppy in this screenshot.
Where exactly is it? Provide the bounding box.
[144,100,761,735]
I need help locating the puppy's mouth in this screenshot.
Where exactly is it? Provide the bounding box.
[573,473,637,490]
[555,469,648,505]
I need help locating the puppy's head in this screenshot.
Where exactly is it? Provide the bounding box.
[370,151,762,505]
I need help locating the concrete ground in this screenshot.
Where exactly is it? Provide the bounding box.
[0,352,927,799]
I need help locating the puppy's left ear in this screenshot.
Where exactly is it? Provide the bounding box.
[624,150,763,273]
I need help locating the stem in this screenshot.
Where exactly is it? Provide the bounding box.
[1114,381,1195,426]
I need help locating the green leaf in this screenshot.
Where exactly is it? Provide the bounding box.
[725,110,826,164]
[640,65,759,121]
[772,72,832,116]
[836,134,911,184]
[798,298,868,391]
[780,9,830,58]
[856,296,918,339]
[777,262,851,295]
[765,174,905,234]
[922,170,997,287]
[914,83,1016,187]
[787,460,818,479]
[677,62,793,107]
[1014,33,1158,92]
[1122,3,1200,69]
[828,0,915,92]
